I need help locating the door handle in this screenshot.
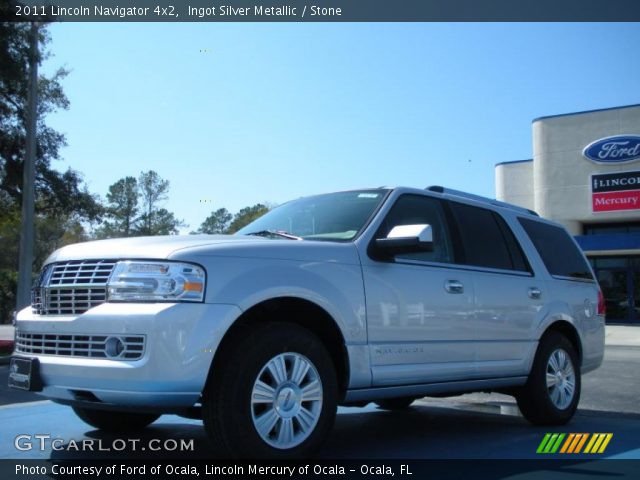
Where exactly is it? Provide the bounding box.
[528,287,542,300]
[445,280,464,294]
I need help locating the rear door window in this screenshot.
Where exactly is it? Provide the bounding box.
[449,202,529,272]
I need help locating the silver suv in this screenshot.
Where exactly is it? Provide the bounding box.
[10,186,605,458]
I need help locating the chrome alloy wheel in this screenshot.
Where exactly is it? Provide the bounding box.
[250,352,323,449]
[546,348,576,410]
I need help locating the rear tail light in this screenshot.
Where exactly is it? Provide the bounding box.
[597,289,606,316]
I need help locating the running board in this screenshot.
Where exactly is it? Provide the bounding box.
[343,376,527,404]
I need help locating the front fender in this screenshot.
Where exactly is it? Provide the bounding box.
[195,256,367,345]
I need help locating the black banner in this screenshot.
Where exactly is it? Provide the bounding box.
[592,171,640,193]
[3,459,640,480]
[3,0,640,22]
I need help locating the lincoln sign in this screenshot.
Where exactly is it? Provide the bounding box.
[592,170,640,213]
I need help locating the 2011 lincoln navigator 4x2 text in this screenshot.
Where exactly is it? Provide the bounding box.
[10,186,605,458]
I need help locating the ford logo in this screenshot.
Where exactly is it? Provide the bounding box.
[583,135,640,164]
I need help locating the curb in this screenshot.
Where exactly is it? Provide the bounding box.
[605,325,640,348]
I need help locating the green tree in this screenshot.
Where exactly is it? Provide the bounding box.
[0,23,102,221]
[227,204,270,234]
[196,207,232,234]
[0,23,102,322]
[134,170,185,236]
[0,203,20,323]
[138,208,184,236]
[94,176,138,238]
[0,202,88,323]
[34,214,88,267]
[96,171,185,238]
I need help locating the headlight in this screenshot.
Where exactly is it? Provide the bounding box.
[107,261,206,302]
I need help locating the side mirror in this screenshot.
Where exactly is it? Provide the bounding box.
[375,224,434,255]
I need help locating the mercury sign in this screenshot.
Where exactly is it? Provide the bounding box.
[583,135,640,164]
[592,170,640,213]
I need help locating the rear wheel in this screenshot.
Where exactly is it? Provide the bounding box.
[203,322,338,458]
[375,397,417,410]
[516,331,581,425]
[72,407,160,432]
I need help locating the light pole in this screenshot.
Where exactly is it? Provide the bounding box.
[16,21,39,312]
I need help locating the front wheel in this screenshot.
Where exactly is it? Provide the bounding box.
[72,407,160,432]
[516,331,581,425]
[203,322,338,458]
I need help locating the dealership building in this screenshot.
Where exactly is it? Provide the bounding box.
[496,104,640,324]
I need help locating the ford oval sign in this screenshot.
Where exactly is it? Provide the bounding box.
[583,135,640,164]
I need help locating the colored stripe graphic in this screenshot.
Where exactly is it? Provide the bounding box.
[544,433,559,453]
[539,433,613,454]
[537,433,552,453]
[574,433,589,453]
[560,433,580,453]
[550,433,565,453]
[560,433,588,453]
[584,434,599,453]
[597,433,614,453]
[585,433,614,454]
[537,433,565,453]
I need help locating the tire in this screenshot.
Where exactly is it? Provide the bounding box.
[72,407,160,432]
[202,322,338,458]
[516,331,581,425]
[375,397,416,410]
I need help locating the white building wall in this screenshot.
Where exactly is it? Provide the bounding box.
[496,105,640,236]
[495,160,534,211]
[533,106,640,234]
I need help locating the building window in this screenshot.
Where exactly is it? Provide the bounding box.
[589,256,628,270]
[583,222,640,235]
[588,255,640,324]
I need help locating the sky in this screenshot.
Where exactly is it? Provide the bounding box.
[42,22,640,233]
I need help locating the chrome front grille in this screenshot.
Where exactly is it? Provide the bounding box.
[32,260,117,315]
[15,332,145,360]
[48,260,116,286]
[34,288,108,315]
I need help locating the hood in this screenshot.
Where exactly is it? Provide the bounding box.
[44,234,266,264]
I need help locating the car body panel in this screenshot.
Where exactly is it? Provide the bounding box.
[15,302,241,407]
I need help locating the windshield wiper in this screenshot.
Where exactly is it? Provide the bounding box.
[245,230,303,240]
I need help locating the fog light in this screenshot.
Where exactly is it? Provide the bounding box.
[105,337,125,358]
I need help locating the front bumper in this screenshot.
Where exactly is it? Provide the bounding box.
[14,302,241,410]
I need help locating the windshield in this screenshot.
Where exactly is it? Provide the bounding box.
[237,189,389,241]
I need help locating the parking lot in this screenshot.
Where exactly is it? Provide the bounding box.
[1,326,639,460]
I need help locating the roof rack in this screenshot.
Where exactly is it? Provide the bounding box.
[426,185,539,217]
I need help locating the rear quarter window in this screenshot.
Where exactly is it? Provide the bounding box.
[519,217,593,280]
